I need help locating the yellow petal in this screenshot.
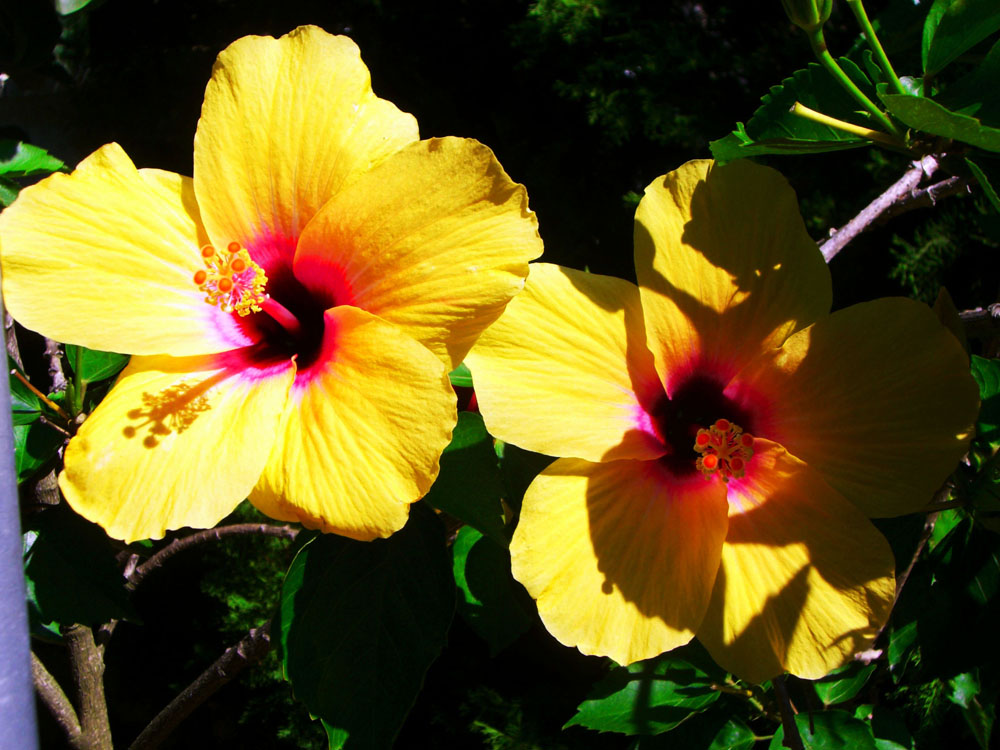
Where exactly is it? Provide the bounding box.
[696,440,895,683]
[250,306,457,540]
[635,159,832,392]
[293,137,542,368]
[0,144,254,355]
[466,263,665,462]
[727,298,978,517]
[59,352,294,542]
[194,26,419,255]
[511,457,729,665]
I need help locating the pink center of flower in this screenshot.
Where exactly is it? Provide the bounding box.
[693,418,755,482]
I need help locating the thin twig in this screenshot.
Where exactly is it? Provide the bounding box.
[819,155,940,262]
[126,523,299,591]
[127,622,273,750]
[773,675,804,750]
[880,174,972,223]
[32,651,83,748]
[10,368,71,420]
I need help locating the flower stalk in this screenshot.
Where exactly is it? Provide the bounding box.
[844,0,907,96]
[805,27,901,136]
[789,102,901,147]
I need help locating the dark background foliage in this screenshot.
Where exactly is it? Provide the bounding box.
[4,0,997,747]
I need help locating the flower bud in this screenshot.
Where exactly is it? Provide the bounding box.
[780,0,833,33]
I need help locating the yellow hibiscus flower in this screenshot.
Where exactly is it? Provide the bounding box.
[0,26,542,543]
[465,159,978,682]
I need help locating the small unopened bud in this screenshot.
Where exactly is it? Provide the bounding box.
[780,0,832,33]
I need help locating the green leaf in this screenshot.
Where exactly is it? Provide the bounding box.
[448,362,473,388]
[54,0,98,13]
[710,58,878,162]
[769,710,878,750]
[966,156,1000,213]
[811,661,878,706]
[496,441,553,513]
[0,140,65,178]
[965,547,1000,604]
[632,709,756,749]
[422,412,506,544]
[8,367,42,425]
[948,671,981,709]
[23,506,137,627]
[887,620,918,679]
[278,504,455,749]
[13,422,63,482]
[970,356,1000,446]
[879,87,1000,152]
[64,344,130,384]
[871,706,915,750]
[936,40,1000,127]
[452,527,532,655]
[564,649,722,735]
[923,0,1000,76]
[0,176,19,206]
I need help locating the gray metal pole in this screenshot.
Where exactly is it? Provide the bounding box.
[0,289,39,749]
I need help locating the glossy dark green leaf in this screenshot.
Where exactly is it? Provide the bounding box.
[923,0,1000,76]
[13,422,63,482]
[870,706,915,750]
[812,661,877,706]
[23,506,137,626]
[965,547,1000,604]
[0,140,65,178]
[65,344,130,384]
[879,88,1000,152]
[8,367,42,425]
[452,526,532,655]
[423,412,506,544]
[565,649,722,735]
[967,157,1000,213]
[769,710,877,750]
[496,441,553,514]
[448,362,473,388]
[710,58,879,162]
[948,671,981,709]
[278,505,455,750]
[971,356,1000,446]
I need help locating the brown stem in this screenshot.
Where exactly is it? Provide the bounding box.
[127,622,273,750]
[879,174,972,222]
[32,650,83,748]
[44,337,67,393]
[127,523,299,591]
[819,155,941,262]
[64,625,113,750]
[774,675,804,750]
[960,305,1000,341]
[5,310,23,370]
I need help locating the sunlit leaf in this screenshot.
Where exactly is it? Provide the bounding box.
[923,0,1000,76]
[879,88,1000,152]
[0,140,65,178]
[64,344,130,385]
[278,505,454,749]
[13,422,63,482]
[423,412,506,544]
[23,506,137,627]
[8,366,42,425]
[565,648,722,735]
[710,58,878,162]
[811,661,878,706]
[0,176,19,206]
[769,710,878,750]
[448,361,473,388]
[452,526,532,655]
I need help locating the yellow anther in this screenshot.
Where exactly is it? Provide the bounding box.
[193,241,268,316]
